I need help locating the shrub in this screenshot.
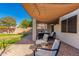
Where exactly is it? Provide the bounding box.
[0,34,22,49]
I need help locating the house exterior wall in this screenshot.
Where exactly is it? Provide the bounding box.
[37,24,48,33]
[37,24,47,30]
[54,9,79,49]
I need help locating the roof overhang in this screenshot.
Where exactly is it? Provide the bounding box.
[22,3,79,24]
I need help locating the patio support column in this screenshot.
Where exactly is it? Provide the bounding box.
[32,18,37,41]
[47,24,51,33]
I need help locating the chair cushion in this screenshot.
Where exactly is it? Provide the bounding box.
[51,39,60,56]
[50,32,54,36]
[43,34,48,41]
[36,34,48,44]
[36,40,47,44]
[35,49,51,56]
[51,39,60,49]
[36,40,43,44]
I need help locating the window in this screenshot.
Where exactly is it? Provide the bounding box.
[61,19,67,32]
[68,15,77,33]
[61,15,77,33]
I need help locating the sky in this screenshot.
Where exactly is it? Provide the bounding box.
[0,3,31,25]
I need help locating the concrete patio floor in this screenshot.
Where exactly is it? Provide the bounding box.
[1,44,33,56]
[58,42,79,56]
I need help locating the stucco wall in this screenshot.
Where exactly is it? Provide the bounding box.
[54,9,79,49]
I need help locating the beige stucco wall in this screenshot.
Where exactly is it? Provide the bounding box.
[54,9,79,49]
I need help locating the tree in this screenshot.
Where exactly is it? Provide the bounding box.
[0,18,4,26]
[2,16,16,27]
[19,19,29,28]
[28,20,32,27]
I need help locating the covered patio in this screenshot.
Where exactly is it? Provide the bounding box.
[22,3,79,40]
[21,3,79,56]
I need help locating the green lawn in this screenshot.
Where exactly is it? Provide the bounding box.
[0,34,22,49]
[0,34,21,36]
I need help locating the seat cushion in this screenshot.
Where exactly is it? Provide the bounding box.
[36,40,47,44]
[51,39,60,49]
[50,32,54,36]
[35,49,51,56]
[51,39,60,56]
[36,40,43,44]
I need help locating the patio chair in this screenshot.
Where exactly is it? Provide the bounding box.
[50,32,54,36]
[36,34,49,45]
[34,39,61,56]
[37,32,44,39]
[48,32,56,41]
[37,31,49,39]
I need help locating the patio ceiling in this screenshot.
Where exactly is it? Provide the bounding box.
[22,3,79,24]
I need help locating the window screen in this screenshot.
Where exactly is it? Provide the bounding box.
[61,20,67,32]
[68,15,77,33]
[61,15,77,33]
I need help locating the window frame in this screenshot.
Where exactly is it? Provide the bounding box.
[61,15,77,33]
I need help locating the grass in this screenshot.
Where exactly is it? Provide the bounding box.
[0,34,22,49]
[0,32,29,49]
[0,34,21,36]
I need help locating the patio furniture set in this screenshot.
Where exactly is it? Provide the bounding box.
[31,32,61,56]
